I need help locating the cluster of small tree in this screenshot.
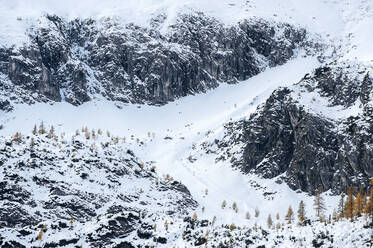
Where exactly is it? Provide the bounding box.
[337,182,373,222]
[264,181,373,230]
[32,123,57,140]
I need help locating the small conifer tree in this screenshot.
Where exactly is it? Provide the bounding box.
[246,211,251,220]
[275,222,281,230]
[30,137,35,150]
[353,186,365,217]
[48,125,55,139]
[232,202,238,213]
[164,220,168,231]
[39,122,46,135]
[255,207,260,218]
[285,206,294,224]
[192,212,198,220]
[229,223,236,231]
[212,216,216,226]
[337,192,345,219]
[37,228,43,241]
[297,200,306,225]
[267,214,273,229]
[313,189,326,220]
[70,215,74,227]
[85,130,90,139]
[32,124,37,135]
[345,186,355,220]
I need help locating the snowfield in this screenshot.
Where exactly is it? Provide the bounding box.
[0,54,327,226]
[0,0,372,247]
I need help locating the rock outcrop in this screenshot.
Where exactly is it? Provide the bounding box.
[0,13,310,109]
[211,62,373,194]
[0,132,197,247]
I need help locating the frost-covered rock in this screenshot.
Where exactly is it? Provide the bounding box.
[0,12,311,109]
[0,133,196,247]
[211,62,373,194]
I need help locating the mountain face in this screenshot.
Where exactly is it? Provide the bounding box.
[0,7,371,196]
[0,13,310,109]
[1,1,373,247]
[0,134,196,247]
[210,62,373,194]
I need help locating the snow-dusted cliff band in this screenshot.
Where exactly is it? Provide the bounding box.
[0,0,372,247]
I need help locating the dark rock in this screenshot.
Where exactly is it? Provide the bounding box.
[214,64,372,194]
[1,13,310,109]
[194,236,207,246]
[154,236,167,244]
[113,241,135,248]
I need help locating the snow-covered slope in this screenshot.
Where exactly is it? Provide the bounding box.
[1,54,328,227]
[0,0,372,247]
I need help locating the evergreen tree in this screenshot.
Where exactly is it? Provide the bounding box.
[313,189,326,220]
[297,200,306,225]
[245,211,250,220]
[221,200,227,209]
[85,130,90,139]
[337,192,345,219]
[37,228,43,241]
[276,213,280,220]
[275,222,281,230]
[361,192,367,213]
[345,186,355,220]
[232,202,238,213]
[212,216,216,226]
[48,125,55,139]
[254,207,260,218]
[192,212,198,220]
[267,214,273,229]
[353,187,364,217]
[285,206,294,224]
[38,122,46,134]
[32,124,37,135]
[164,220,169,231]
[70,215,74,227]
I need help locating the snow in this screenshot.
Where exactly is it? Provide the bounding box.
[0,54,332,227]
[291,85,363,121]
[0,1,371,245]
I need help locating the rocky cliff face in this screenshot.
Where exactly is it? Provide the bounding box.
[210,62,373,194]
[0,13,310,109]
[0,132,196,247]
